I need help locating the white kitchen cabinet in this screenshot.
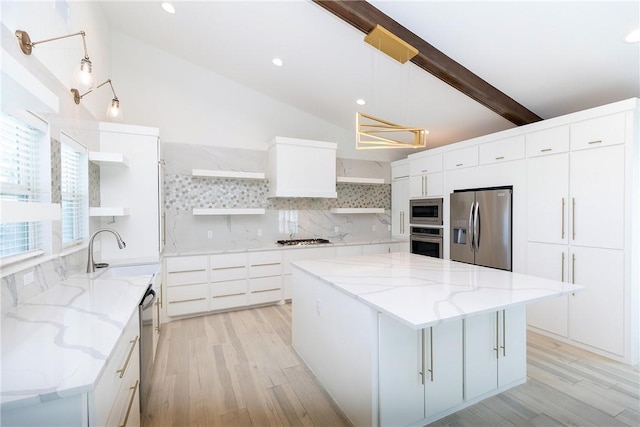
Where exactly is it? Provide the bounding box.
[569,144,625,250]
[96,123,161,262]
[526,242,569,337]
[527,152,569,245]
[210,253,248,310]
[409,154,443,198]
[569,246,624,356]
[444,146,478,170]
[464,306,526,402]
[479,136,525,165]
[248,251,283,305]
[362,241,407,255]
[570,112,626,151]
[525,126,570,157]
[165,256,209,317]
[335,245,363,257]
[391,163,409,238]
[92,310,141,427]
[379,315,463,427]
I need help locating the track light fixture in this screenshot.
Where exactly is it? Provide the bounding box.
[15,29,94,90]
[71,79,121,120]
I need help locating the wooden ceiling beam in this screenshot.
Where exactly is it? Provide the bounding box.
[313,0,542,126]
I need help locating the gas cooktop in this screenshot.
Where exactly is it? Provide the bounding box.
[276,238,331,246]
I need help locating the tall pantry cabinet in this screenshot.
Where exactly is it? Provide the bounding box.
[525,107,637,362]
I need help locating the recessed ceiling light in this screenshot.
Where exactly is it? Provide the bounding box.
[272,58,284,67]
[161,2,175,14]
[625,28,640,43]
[356,99,366,105]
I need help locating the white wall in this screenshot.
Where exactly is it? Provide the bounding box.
[109,31,370,158]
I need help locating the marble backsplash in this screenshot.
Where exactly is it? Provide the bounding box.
[162,143,392,253]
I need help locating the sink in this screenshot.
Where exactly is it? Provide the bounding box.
[97,263,159,279]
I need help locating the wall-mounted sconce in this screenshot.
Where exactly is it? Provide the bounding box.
[15,29,94,91]
[71,79,121,120]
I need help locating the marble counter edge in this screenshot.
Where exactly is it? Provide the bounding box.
[161,238,407,257]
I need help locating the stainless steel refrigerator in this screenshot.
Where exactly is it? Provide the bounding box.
[449,187,512,271]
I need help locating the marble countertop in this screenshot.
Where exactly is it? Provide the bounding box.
[162,237,407,257]
[0,267,156,410]
[292,252,583,329]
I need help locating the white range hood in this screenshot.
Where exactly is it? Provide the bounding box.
[268,137,337,198]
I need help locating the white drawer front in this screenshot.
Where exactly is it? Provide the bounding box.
[211,279,247,297]
[570,112,626,151]
[250,276,282,293]
[211,253,247,269]
[444,146,478,170]
[105,348,140,427]
[249,288,283,305]
[211,293,248,311]
[165,255,207,272]
[479,136,525,165]
[249,251,282,277]
[526,126,570,157]
[211,265,247,282]
[166,283,209,316]
[166,269,207,286]
[409,153,443,175]
[391,161,409,179]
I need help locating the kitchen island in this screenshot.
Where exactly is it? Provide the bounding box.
[291,252,582,427]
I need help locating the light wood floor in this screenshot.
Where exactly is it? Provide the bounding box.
[142,304,639,427]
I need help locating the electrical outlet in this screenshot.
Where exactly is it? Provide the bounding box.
[316,298,323,317]
[387,224,391,231]
[207,230,213,239]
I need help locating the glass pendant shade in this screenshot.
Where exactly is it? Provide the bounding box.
[107,98,122,122]
[73,57,94,91]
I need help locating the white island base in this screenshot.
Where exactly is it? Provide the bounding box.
[291,253,581,427]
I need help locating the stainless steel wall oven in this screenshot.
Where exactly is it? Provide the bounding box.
[410,226,443,259]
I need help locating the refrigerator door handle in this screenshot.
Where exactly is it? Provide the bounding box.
[468,201,475,252]
[473,201,480,251]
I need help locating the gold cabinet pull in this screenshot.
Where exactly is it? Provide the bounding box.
[561,198,566,239]
[419,329,425,385]
[456,163,463,167]
[495,156,504,160]
[251,262,281,267]
[572,253,576,285]
[119,380,139,427]
[212,293,245,298]
[561,252,566,282]
[501,310,506,357]
[540,148,552,152]
[169,268,206,274]
[251,288,279,294]
[117,336,139,378]
[428,327,434,382]
[212,265,245,271]
[587,140,602,145]
[424,175,428,196]
[169,297,206,304]
[494,312,499,359]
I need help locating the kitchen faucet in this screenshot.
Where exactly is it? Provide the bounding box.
[86,229,126,273]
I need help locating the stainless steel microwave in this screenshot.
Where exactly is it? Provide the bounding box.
[410,197,443,226]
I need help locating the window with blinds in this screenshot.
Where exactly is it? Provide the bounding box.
[61,134,87,246]
[0,112,44,258]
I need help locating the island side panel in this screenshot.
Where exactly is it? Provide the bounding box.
[291,265,379,427]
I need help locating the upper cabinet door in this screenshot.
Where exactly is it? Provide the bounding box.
[569,145,625,249]
[527,153,569,244]
[570,112,626,151]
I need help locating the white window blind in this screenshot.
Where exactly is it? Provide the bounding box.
[0,111,44,258]
[61,134,87,246]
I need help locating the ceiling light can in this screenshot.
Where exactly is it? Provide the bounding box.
[162,2,176,14]
[356,99,366,106]
[272,58,284,67]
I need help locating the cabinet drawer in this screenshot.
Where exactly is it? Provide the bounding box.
[211,253,247,282]
[479,136,525,165]
[250,276,282,293]
[409,154,443,175]
[391,161,409,179]
[444,146,478,170]
[526,126,570,157]
[165,256,207,286]
[105,349,140,427]
[211,292,248,311]
[93,312,140,427]
[211,279,247,298]
[249,288,283,305]
[166,283,209,316]
[165,255,207,272]
[249,251,282,277]
[570,112,626,151]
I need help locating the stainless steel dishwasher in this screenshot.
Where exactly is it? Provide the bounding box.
[139,278,157,415]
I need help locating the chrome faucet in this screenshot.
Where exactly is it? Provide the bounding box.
[86,229,126,273]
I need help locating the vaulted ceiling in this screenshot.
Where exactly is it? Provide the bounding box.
[100,0,639,161]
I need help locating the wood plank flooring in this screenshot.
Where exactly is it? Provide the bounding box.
[142,304,639,427]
